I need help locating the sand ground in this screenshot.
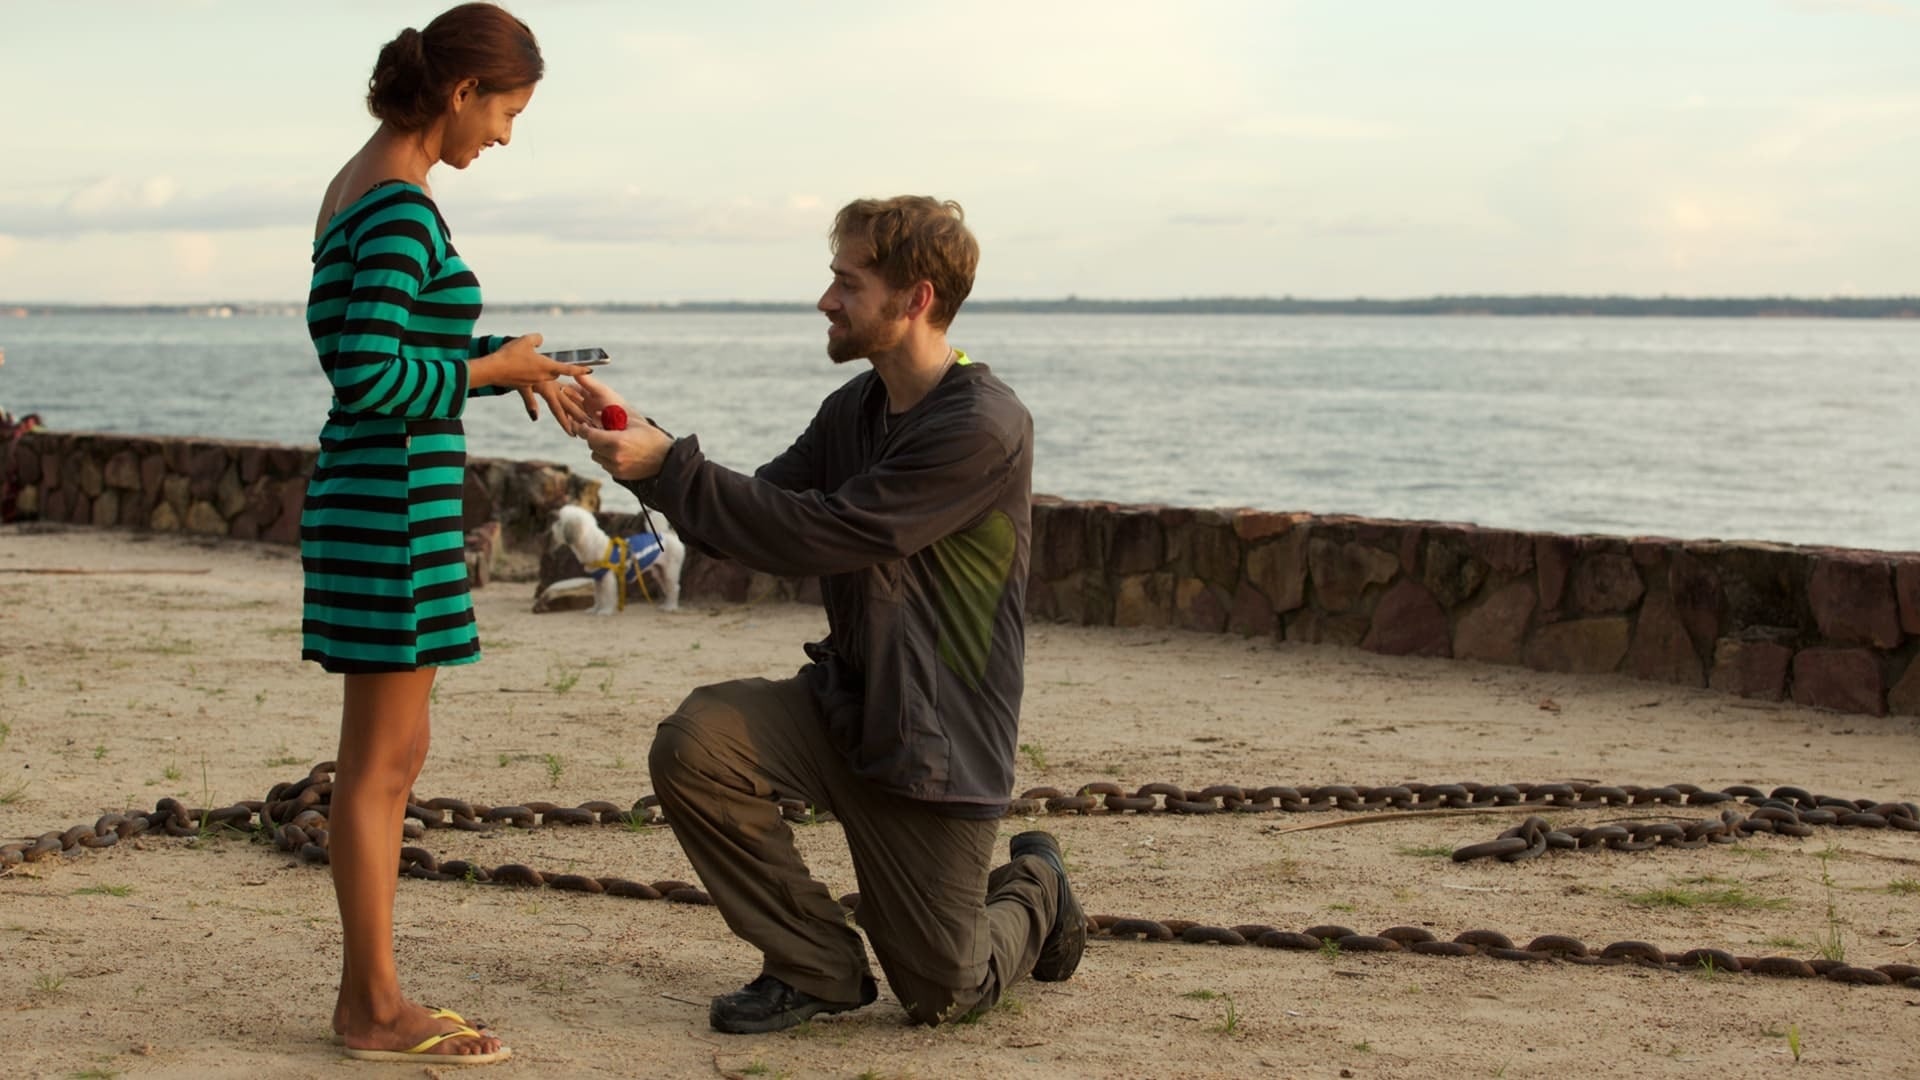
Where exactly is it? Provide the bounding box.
[1,523,1917,1079]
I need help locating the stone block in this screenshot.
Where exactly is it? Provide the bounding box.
[1454,582,1537,665]
[1032,501,1088,580]
[39,451,62,490]
[238,446,268,484]
[42,486,68,522]
[1523,617,1630,675]
[1050,570,1113,627]
[1174,578,1232,633]
[1808,555,1901,648]
[1572,554,1645,614]
[64,490,92,525]
[1246,528,1310,613]
[1899,559,1920,636]
[1168,511,1240,588]
[1114,572,1175,628]
[14,485,37,517]
[14,442,39,484]
[1629,537,1677,567]
[116,490,149,528]
[1791,647,1885,716]
[1625,592,1704,686]
[140,452,166,500]
[244,477,280,529]
[1536,535,1577,610]
[1286,610,1370,648]
[90,489,119,528]
[216,464,247,518]
[149,501,180,532]
[1706,543,1812,634]
[462,467,495,531]
[186,500,227,535]
[1709,639,1791,701]
[1109,510,1165,576]
[78,454,104,498]
[1470,528,1535,577]
[262,483,305,545]
[1233,509,1309,543]
[1398,526,1423,576]
[1363,580,1451,658]
[1668,549,1723,653]
[1308,538,1400,612]
[228,511,260,541]
[1422,531,1489,608]
[187,445,228,500]
[103,450,140,490]
[1890,658,1920,717]
[1227,581,1277,637]
[162,474,191,519]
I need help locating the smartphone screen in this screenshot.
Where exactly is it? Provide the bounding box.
[542,347,611,366]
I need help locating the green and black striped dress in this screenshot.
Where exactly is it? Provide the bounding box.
[300,181,508,674]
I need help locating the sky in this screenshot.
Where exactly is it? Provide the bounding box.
[1,0,1916,304]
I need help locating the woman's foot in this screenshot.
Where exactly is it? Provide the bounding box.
[338,1000,506,1061]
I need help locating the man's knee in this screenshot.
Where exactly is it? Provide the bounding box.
[896,980,985,1027]
[647,685,739,791]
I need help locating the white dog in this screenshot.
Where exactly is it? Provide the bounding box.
[540,503,684,614]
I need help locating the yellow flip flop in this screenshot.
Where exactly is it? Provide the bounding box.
[343,1024,511,1065]
[333,1008,486,1044]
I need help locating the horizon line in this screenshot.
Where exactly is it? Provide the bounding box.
[7,292,1920,311]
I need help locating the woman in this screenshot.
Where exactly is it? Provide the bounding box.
[302,3,587,1064]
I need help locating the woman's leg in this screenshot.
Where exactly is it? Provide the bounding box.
[331,668,503,1058]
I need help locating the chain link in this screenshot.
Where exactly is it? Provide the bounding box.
[6,763,1916,991]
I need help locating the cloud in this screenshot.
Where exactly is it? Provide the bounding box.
[450,189,826,245]
[0,176,308,237]
[0,175,828,247]
[1783,0,1918,18]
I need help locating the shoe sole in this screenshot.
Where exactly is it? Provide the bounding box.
[710,997,866,1035]
[1013,834,1087,982]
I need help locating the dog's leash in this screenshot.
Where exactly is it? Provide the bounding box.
[588,505,671,611]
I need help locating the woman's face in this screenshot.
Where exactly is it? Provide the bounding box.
[441,82,534,169]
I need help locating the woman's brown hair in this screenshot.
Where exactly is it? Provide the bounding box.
[366,3,543,131]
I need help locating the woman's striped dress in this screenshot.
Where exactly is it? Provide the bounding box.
[300,181,508,674]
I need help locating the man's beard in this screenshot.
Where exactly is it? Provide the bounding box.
[826,294,907,363]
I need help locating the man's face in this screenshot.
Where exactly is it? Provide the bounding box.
[817,251,907,364]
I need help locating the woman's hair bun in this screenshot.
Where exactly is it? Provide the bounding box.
[364,5,543,133]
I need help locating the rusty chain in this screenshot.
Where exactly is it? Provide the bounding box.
[6,763,1917,991]
[1070,916,1920,990]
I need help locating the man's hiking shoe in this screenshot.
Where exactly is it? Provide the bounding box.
[709,974,878,1034]
[1011,830,1086,981]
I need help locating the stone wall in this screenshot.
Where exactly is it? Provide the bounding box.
[7,430,1916,718]
[1,429,599,583]
[1024,500,1920,718]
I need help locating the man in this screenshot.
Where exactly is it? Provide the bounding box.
[573,196,1083,1032]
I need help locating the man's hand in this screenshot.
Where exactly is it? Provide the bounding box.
[557,373,626,434]
[585,423,673,482]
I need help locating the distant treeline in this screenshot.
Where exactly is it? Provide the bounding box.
[8,296,1920,318]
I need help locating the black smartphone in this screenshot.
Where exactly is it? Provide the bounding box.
[541,347,611,366]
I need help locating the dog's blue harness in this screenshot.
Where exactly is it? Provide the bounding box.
[586,532,664,610]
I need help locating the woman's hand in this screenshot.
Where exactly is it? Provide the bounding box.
[469,334,593,390]
[556,373,629,435]
[517,382,580,435]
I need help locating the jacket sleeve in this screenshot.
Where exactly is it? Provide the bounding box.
[645,411,1018,578]
[323,198,470,418]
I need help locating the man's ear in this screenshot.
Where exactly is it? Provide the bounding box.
[906,280,936,321]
